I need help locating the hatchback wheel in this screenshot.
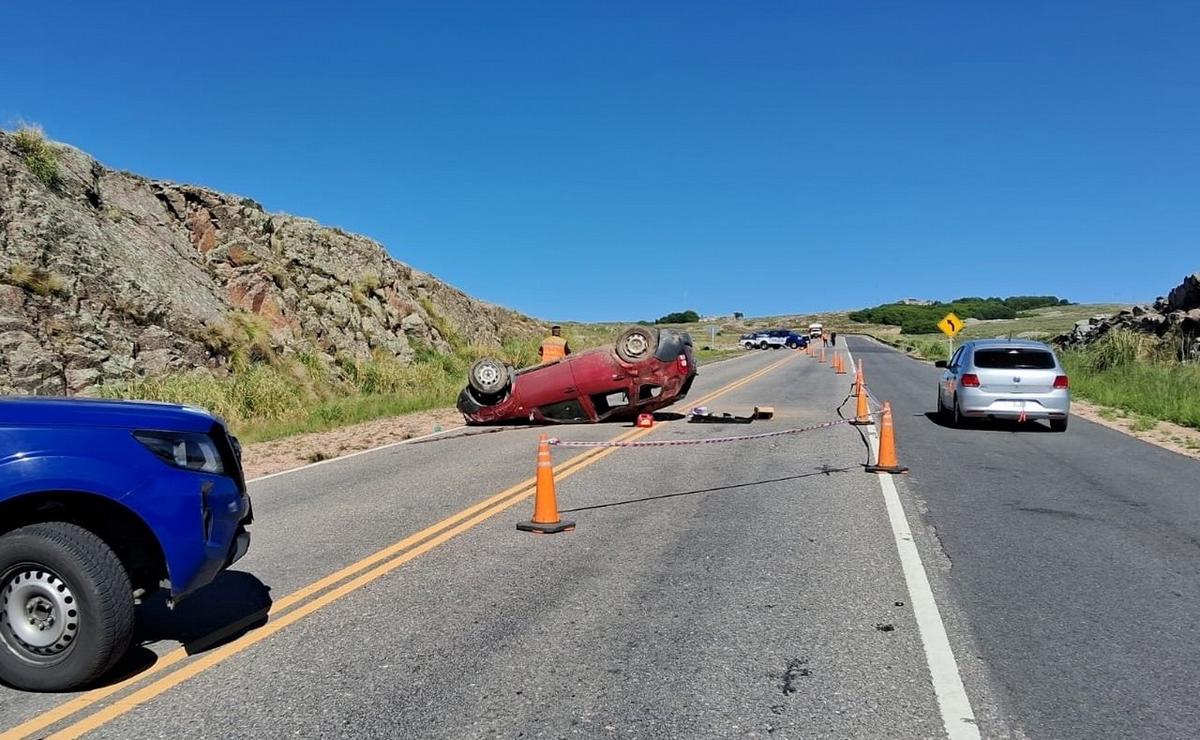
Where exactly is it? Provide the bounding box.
[468,358,511,396]
[615,327,659,363]
[1050,418,1068,433]
[936,388,950,422]
[951,394,965,428]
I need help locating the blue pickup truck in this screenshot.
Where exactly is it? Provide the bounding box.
[0,397,252,691]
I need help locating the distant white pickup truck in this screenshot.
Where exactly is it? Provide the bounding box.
[808,323,824,339]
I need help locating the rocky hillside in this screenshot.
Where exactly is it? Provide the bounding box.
[0,129,543,395]
[1058,272,1200,356]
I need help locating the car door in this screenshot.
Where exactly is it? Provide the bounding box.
[944,346,965,398]
[512,360,585,421]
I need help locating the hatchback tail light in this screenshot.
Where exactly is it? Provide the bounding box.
[1053,375,1069,389]
[960,373,980,388]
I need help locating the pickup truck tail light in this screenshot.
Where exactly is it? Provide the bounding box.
[1053,375,1069,389]
[960,373,981,388]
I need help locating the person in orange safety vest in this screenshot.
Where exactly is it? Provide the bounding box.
[539,325,571,363]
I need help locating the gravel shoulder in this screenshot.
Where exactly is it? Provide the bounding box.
[239,406,464,479]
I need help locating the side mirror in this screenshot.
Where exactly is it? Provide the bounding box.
[934,360,948,369]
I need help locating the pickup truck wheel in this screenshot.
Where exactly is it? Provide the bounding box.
[0,523,134,692]
[468,359,511,396]
[615,327,659,363]
[758,341,769,350]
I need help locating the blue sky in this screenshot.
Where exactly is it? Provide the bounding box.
[2,1,1196,321]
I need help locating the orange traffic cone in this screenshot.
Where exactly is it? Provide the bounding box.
[849,361,872,426]
[866,402,908,474]
[834,353,847,374]
[819,348,827,364]
[517,435,575,533]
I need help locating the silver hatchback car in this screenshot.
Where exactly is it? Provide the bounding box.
[935,339,1070,431]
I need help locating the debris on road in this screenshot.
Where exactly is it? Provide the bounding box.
[688,406,775,424]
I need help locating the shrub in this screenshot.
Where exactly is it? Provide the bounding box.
[12,126,63,190]
[2,262,67,297]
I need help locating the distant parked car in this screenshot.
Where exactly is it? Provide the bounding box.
[935,339,1070,431]
[457,327,698,424]
[738,333,762,350]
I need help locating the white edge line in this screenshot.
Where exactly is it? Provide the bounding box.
[844,342,980,740]
[247,425,467,484]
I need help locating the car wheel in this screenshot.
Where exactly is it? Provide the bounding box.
[936,388,949,421]
[0,522,134,691]
[615,327,659,363]
[951,394,965,428]
[468,358,511,396]
[1050,418,1068,433]
[758,342,768,350]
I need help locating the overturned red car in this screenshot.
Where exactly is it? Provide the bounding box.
[457,327,698,424]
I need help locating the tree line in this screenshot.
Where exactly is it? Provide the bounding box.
[848,296,1070,334]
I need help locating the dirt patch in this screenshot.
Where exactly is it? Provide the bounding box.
[240,407,465,479]
[1070,399,1200,462]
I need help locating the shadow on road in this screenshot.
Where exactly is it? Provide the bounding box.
[561,467,856,513]
[97,571,272,688]
[922,411,1054,433]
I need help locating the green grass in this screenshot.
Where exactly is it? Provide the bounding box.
[96,304,547,443]
[1060,348,1200,431]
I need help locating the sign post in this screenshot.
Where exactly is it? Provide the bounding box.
[707,325,718,348]
[937,312,965,360]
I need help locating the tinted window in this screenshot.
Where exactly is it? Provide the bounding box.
[972,348,1056,369]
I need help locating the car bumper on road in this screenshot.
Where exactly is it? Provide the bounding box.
[959,389,1070,418]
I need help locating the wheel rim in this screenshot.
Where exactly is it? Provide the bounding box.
[1,565,79,662]
[622,333,649,357]
[474,363,500,387]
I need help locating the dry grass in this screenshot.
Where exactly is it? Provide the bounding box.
[12,125,62,189]
[2,262,67,297]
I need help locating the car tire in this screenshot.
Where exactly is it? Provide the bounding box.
[936,388,949,421]
[0,522,134,692]
[1050,418,1068,433]
[615,327,659,363]
[468,358,511,396]
[951,394,965,428]
[758,342,768,350]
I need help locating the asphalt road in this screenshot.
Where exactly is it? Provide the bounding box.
[1,339,1197,738]
[843,335,1200,740]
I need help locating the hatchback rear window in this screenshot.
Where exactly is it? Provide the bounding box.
[972,348,1056,369]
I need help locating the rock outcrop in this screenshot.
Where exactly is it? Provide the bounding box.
[0,130,543,395]
[1057,273,1200,357]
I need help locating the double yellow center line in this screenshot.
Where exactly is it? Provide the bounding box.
[4,351,796,740]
